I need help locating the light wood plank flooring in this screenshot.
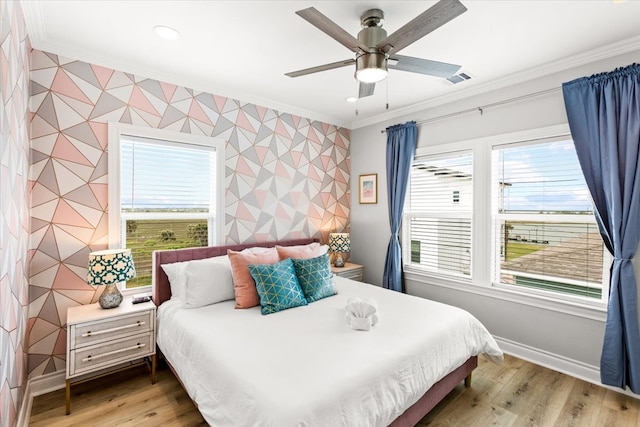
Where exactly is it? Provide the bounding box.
[30,355,640,426]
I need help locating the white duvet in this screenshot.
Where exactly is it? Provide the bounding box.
[157,277,503,427]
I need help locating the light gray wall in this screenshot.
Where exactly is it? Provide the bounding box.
[350,48,640,383]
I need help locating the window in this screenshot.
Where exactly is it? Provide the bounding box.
[109,124,224,289]
[493,138,604,299]
[403,125,608,306]
[404,151,473,279]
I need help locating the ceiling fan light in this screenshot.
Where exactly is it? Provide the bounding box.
[355,53,388,83]
[356,68,388,83]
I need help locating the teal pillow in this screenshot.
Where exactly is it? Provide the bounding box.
[249,258,308,315]
[292,253,337,302]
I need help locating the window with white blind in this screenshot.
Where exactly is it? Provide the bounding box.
[492,138,605,300]
[404,151,473,279]
[403,125,608,306]
[108,124,224,290]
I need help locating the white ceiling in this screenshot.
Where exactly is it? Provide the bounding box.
[22,1,640,129]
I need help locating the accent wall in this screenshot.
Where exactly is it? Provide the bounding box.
[27,49,350,377]
[0,1,30,426]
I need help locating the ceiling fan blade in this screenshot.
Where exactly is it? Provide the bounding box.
[389,54,461,78]
[377,0,467,54]
[358,82,375,98]
[285,59,355,78]
[296,7,370,53]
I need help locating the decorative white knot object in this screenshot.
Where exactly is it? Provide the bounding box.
[345,297,378,331]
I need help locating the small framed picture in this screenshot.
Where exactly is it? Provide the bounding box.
[359,173,378,204]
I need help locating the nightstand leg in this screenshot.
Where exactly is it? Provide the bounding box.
[65,379,71,415]
[151,354,157,384]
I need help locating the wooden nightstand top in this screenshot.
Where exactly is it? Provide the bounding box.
[331,262,363,273]
[331,262,364,281]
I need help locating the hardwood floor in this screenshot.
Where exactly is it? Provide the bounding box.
[30,355,640,426]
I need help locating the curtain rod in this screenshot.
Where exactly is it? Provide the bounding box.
[380,87,561,133]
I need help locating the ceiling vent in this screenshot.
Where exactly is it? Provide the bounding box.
[447,71,472,84]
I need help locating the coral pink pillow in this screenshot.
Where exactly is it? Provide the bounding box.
[275,242,327,261]
[228,248,279,309]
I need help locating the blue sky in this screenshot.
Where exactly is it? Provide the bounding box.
[497,139,593,213]
[416,138,594,214]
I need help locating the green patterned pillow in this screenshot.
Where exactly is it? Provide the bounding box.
[292,253,337,303]
[249,258,308,315]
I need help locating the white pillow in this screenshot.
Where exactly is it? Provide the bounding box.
[183,260,235,308]
[161,255,229,302]
[161,262,188,301]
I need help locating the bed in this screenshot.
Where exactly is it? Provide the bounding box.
[152,238,503,426]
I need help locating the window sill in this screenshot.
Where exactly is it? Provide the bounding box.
[120,285,152,298]
[403,268,607,322]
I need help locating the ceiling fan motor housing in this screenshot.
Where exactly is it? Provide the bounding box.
[358,9,387,47]
[356,9,388,83]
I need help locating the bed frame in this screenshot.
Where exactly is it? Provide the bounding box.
[152,238,476,427]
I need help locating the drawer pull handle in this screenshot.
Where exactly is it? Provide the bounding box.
[82,342,146,363]
[82,321,145,337]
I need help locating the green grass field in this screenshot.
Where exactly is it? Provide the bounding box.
[125,219,208,288]
[505,241,546,261]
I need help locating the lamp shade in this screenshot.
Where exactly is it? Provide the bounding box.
[88,249,136,309]
[87,249,136,286]
[328,233,351,253]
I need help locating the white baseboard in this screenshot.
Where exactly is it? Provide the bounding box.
[495,336,640,399]
[16,370,66,427]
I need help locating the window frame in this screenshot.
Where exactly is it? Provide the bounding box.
[403,148,474,281]
[402,124,609,314]
[108,122,225,293]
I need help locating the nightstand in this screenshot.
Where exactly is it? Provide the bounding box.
[331,262,364,282]
[65,298,156,414]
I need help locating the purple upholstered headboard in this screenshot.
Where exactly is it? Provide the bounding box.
[152,238,318,306]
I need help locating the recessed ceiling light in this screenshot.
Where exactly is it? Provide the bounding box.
[345,97,357,103]
[153,25,180,41]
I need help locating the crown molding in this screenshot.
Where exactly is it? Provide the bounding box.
[20,0,45,43]
[350,35,640,129]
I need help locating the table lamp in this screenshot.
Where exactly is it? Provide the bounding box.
[87,249,136,309]
[329,233,350,268]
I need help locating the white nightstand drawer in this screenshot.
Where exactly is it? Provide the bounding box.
[69,331,154,377]
[71,310,153,349]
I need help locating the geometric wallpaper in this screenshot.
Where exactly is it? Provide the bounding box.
[28,50,350,378]
[0,1,30,426]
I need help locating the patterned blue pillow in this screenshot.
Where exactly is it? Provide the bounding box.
[249,258,308,315]
[292,253,337,303]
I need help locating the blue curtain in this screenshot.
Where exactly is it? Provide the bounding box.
[383,121,417,292]
[562,63,640,393]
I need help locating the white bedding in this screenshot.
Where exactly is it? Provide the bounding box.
[157,277,503,427]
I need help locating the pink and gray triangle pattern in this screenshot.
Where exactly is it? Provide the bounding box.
[1,1,30,424]
[28,49,351,377]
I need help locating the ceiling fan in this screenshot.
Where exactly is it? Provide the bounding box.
[286,0,467,99]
